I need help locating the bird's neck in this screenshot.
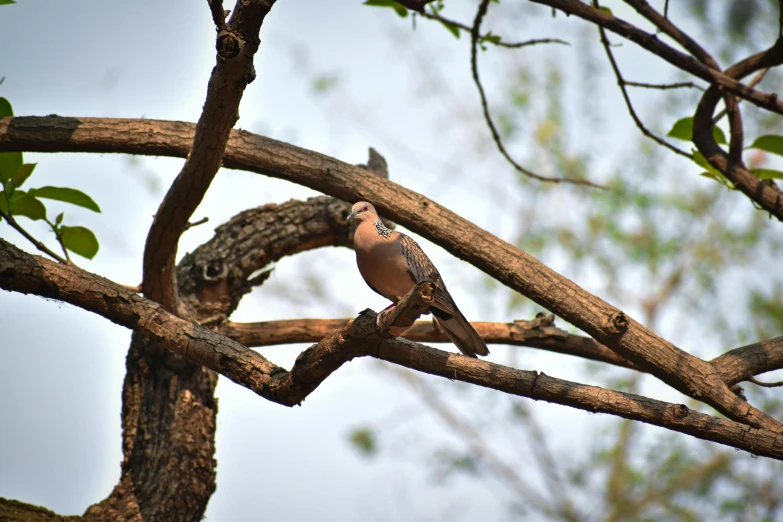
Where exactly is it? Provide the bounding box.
[372,219,393,239]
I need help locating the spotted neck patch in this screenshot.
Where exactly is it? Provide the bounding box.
[373,219,393,239]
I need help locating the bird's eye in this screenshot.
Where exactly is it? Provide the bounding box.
[362,206,368,212]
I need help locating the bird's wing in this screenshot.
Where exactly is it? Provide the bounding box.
[399,234,457,315]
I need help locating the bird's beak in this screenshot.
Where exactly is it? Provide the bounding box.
[347,210,359,222]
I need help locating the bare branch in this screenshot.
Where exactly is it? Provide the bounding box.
[595,10,692,159]
[0,115,779,431]
[625,80,703,90]
[712,337,783,387]
[2,238,783,458]
[469,0,604,188]
[207,0,228,31]
[141,0,277,312]
[219,317,643,371]
[712,67,770,124]
[622,0,719,69]
[749,377,783,388]
[419,9,569,49]
[529,0,783,115]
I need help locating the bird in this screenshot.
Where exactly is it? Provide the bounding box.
[347,201,489,358]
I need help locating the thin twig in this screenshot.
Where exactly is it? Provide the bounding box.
[45,218,71,264]
[470,0,605,188]
[595,3,692,160]
[0,209,68,263]
[749,377,783,388]
[625,80,703,91]
[713,67,770,124]
[184,216,209,230]
[421,10,569,49]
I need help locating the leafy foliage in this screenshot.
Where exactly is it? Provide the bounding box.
[0,97,101,260]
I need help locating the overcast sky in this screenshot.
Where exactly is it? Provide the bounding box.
[1,1,769,521]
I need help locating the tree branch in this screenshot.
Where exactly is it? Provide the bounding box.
[712,337,783,387]
[218,317,644,371]
[0,115,777,431]
[419,9,569,49]
[595,11,691,159]
[2,238,783,459]
[0,208,68,263]
[141,0,277,312]
[529,0,783,115]
[469,0,603,188]
[692,49,783,221]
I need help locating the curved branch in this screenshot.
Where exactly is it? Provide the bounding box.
[469,0,602,187]
[692,55,783,221]
[2,238,783,459]
[177,196,353,324]
[0,115,777,431]
[142,0,277,312]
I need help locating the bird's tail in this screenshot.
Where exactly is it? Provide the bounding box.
[432,308,489,358]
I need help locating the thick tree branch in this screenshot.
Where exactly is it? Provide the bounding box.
[0,116,777,431]
[218,317,643,371]
[712,337,783,387]
[621,0,719,69]
[142,0,276,312]
[177,196,353,324]
[2,238,783,459]
[528,0,783,115]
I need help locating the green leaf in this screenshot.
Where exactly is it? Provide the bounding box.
[349,428,378,457]
[0,97,13,118]
[440,20,460,39]
[363,0,408,17]
[667,117,693,141]
[10,163,36,188]
[11,192,47,220]
[55,212,64,225]
[0,191,8,214]
[60,226,99,259]
[0,1,16,6]
[692,149,734,188]
[27,186,101,212]
[667,117,726,144]
[712,126,727,145]
[480,31,501,45]
[748,134,783,157]
[750,168,783,180]
[0,151,23,183]
[598,6,612,15]
[692,150,717,173]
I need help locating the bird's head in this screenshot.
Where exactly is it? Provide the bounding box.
[347,201,378,223]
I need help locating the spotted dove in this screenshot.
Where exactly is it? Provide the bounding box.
[348,201,489,358]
